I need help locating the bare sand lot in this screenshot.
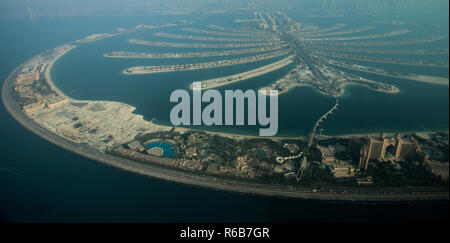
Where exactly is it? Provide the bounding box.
[189,55,294,90]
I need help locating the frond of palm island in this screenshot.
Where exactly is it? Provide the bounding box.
[2,12,448,201]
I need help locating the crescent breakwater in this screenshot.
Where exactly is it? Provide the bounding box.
[3,63,448,201]
[2,21,448,201]
[72,20,193,44]
[123,49,291,74]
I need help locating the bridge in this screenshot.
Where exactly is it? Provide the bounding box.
[275,32,340,181]
[296,97,339,181]
[307,97,339,148]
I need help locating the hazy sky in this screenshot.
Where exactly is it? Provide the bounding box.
[1,0,448,19]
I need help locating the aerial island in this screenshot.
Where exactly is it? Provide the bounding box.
[123,49,291,74]
[104,45,286,59]
[2,12,448,201]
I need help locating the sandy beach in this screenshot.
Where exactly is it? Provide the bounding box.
[150,119,448,141]
[44,45,77,98]
[404,74,449,85]
[329,62,449,86]
[189,55,294,90]
[123,50,290,75]
[43,44,445,142]
[261,79,399,98]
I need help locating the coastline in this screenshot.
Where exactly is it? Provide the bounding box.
[103,46,286,59]
[150,119,307,140]
[261,80,399,98]
[43,45,417,143]
[318,130,449,139]
[44,45,78,98]
[328,62,449,86]
[315,54,449,68]
[188,55,294,90]
[122,50,290,75]
[151,118,449,141]
[2,40,448,201]
[3,71,449,201]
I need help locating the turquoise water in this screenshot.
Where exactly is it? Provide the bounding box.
[0,14,448,222]
[50,14,449,137]
[146,142,175,158]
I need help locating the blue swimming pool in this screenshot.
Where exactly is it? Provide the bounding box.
[146,142,175,158]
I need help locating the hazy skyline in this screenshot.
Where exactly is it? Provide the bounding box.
[1,0,448,19]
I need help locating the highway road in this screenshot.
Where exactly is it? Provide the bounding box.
[281,32,330,82]
[2,52,448,202]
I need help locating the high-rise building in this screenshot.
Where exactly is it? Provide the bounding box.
[359,133,418,170]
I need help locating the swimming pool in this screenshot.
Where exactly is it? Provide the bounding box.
[146,141,176,158]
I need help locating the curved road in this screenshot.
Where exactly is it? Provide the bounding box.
[2,56,448,202]
[308,98,339,148]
